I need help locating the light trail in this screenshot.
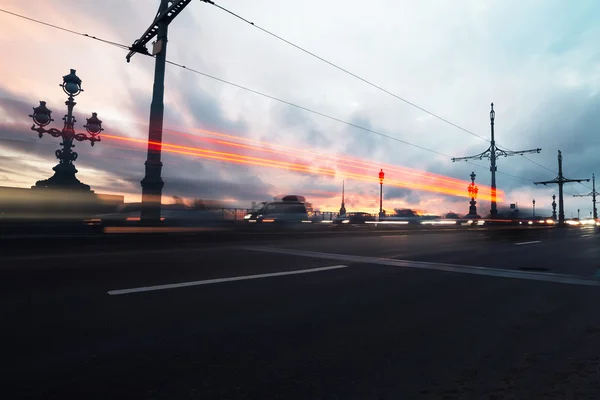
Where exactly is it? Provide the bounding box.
[168,127,497,198]
[102,133,503,201]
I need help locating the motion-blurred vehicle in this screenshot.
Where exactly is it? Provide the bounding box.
[520,217,556,226]
[333,212,376,225]
[381,208,422,225]
[243,198,310,224]
[86,207,223,228]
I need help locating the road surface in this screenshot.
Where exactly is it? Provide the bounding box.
[2,227,600,398]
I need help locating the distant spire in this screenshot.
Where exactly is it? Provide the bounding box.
[339,180,347,216]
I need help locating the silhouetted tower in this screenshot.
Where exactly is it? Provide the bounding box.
[535,151,589,225]
[573,173,598,220]
[339,180,346,216]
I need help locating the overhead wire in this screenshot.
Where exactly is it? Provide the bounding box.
[203,1,562,177]
[0,6,541,186]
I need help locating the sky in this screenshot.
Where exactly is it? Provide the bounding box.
[1,0,599,217]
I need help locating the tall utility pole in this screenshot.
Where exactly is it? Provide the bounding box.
[452,103,541,217]
[534,150,589,225]
[127,0,193,224]
[339,180,346,216]
[573,173,598,219]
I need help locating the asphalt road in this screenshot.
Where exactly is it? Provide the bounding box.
[3,227,600,399]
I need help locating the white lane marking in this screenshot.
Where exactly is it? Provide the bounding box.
[380,235,408,238]
[514,240,542,246]
[107,265,349,295]
[240,246,600,288]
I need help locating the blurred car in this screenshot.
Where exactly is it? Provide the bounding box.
[381,208,422,225]
[333,212,376,225]
[243,200,310,224]
[520,217,555,226]
[86,208,222,228]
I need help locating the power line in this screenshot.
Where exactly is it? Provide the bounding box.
[201,0,490,142]
[0,7,451,157]
[1,6,540,186]
[0,8,130,50]
[204,1,564,177]
[164,61,449,157]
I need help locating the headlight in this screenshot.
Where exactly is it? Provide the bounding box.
[342,219,350,224]
[244,214,251,220]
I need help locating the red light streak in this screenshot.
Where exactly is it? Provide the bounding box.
[101,133,504,202]
[168,127,497,198]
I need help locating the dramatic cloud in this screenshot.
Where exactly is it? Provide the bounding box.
[1,0,599,214]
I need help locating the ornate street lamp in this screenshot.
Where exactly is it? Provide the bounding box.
[467,171,479,216]
[378,169,385,218]
[552,194,557,220]
[29,69,103,191]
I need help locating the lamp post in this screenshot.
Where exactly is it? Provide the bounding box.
[532,199,536,217]
[578,209,580,219]
[552,194,557,220]
[378,169,385,218]
[29,69,102,191]
[467,171,478,216]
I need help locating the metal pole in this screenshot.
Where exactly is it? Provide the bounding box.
[558,151,565,225]
[489,103,498,217]
[140,0,169,224]
[593,173,597,219]
[379,182,383,217]
[532,199,535,217]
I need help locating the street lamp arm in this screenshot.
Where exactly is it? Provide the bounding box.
[451,147,492,162]
[73,132,102,146]
[31,125,63,139]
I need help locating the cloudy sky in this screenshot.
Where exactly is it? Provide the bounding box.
[1,0,599,216]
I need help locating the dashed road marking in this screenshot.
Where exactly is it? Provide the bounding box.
[514,241,542,246]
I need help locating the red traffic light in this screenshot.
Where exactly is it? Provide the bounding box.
[379,169,385,182]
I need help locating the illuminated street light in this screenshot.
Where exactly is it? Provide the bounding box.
[467,171,479,217]
[29,69,102,191]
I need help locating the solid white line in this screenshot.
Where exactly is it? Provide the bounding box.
[239,246,600,288]
[514,241,542,246]
[107,265,349,295]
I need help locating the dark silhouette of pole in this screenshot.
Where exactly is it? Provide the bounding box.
[573,173,597,219]
[532,199,536,217]
[378,169,385,218]
[452,103,541,218]
[126,0,193,224]
[552,194,557,220]
[535,150,589,225]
